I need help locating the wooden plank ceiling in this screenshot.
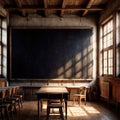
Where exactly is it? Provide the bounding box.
[0,0,110,17]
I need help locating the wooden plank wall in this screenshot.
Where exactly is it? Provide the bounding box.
[114,80,120,107]
[100,81,110,100]
[99,77,120,107]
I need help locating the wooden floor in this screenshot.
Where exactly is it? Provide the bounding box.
[14,100,120,120]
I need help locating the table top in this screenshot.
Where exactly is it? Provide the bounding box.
[36,86,68,94]
[66,85,89,89]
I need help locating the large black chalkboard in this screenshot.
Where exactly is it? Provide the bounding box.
[11,29,93,79]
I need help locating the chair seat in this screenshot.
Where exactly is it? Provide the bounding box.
[47,103,63,108]
[73,94,85,97]
[49,99,61,103]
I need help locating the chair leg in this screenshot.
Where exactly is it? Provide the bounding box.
[79,97,81,105]
[18,99,21,111]
[84,98,86,105]
[59,108,64,120]
[73,96,75,105]
[10,105,15,120]
[40,100,43,112]
[2,106,11,120]
[46,107,50,120]
[0,110,4,120]
[20,99,23,108]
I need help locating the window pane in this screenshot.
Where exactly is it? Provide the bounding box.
[108,67,113,74]
[0,29,1,42]
[103,25,107,35]
[0,18,1,75]
[0,45,1,66]
[0,19,1,26]
[2,20,7,29]
[104,60,107,67]
[108,49,113,74]
[109,50,113,57]
[2,29,7,45]
[104,68,107,74]
[104,51,107,58]
[103,36,107,48]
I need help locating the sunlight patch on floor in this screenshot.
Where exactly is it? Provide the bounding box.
[83,106,100,114]
[68,107,88,117]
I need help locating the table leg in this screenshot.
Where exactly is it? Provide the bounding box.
[67,89,71,100]
[65,100,67,119]
[41,100,43,112]
[38,97,40,120]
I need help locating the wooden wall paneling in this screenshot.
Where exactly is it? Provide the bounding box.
[114,80,120,107]
[99,79,110,103]
[99,77,120,107]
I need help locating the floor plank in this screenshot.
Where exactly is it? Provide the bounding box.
[14,101,120,120]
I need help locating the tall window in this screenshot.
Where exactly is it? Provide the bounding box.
[0,19,1,75]
[101,19,114,76]
[0,18,7,77]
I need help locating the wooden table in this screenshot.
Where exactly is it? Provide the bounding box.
[36,86,69,120]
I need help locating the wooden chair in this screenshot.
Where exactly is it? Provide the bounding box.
[11,86,21,110]
[0,103,10,120]
[73,86,87,105]
[14,86,24,108]
[46,95,64,120]
[0,89,14,120]
[4,87,20,112]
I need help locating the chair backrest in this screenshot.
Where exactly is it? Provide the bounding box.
[6,87,13,99]
[79,86,86,96]
[12,86,17,96]
[1,90,6,103]
[15,86,20,95]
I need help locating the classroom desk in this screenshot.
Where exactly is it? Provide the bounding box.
[36,86,69,120]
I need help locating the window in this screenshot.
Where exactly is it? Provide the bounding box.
[0,18,7,77]
[100,19,114,76]
[0,19,1,75]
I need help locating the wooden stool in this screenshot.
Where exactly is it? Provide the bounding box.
[46,99,64,120]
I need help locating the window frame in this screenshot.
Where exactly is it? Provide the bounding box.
[0,17,7,78]
[101,18,114,76]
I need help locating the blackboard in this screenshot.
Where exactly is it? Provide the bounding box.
[11,29,93,79]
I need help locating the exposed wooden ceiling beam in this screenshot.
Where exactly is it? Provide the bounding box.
[82,0,95,16]
[7,7,103,11]
[14,0,26,16]
[60,0,66,17]
[43,0,48,17]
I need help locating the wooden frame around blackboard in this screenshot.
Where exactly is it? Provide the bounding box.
[9,26,93,81]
